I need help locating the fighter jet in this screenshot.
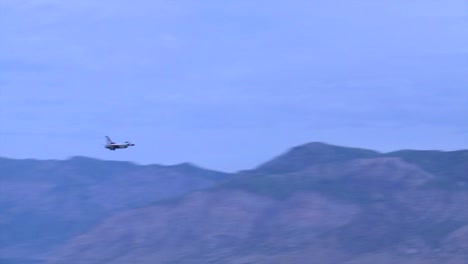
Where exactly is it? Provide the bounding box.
[104,136,135,151]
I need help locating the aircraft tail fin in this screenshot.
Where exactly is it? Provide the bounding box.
[105,136,115,144]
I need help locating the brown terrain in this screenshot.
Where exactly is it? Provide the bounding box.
[1,142,468,263]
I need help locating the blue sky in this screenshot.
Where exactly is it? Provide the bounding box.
[1,0,467,172]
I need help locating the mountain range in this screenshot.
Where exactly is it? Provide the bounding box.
[1,142,467,264]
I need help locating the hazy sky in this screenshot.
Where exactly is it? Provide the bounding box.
[1,0,467,171]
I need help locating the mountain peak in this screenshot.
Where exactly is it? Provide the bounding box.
[170,162,199,169]
[294,141,335,147]
[252,142,380,174]
[292,141,374,151]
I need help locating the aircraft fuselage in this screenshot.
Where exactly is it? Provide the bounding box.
[104,136,135,151]
[105,143,135,151]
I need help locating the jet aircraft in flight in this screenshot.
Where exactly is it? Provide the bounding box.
[104,136,135,151]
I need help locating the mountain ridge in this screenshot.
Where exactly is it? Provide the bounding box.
[0,156,230,263]
[3,141,467,175]
[2,142,468,264]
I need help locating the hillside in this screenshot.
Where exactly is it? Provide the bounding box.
[45,143,468,264]
[0,156,228,263]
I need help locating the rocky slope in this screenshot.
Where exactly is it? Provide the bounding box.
[0,156,228,263]
[46,143,468,264]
